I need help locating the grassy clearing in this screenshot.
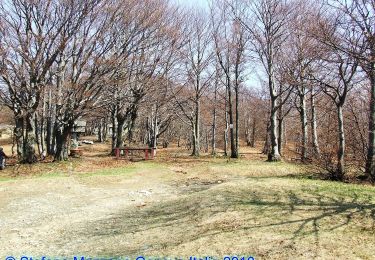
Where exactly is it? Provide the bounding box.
[61,157,375,259]
[1,150,374,259]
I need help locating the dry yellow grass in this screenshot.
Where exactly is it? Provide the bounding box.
[0,142,374,259]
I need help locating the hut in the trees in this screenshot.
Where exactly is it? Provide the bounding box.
[71,120,87,142]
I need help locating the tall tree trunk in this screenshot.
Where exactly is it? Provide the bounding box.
[212,87,217,155]
[127,109,138,145]
[54,125,71,161]
[14,116,24,159]
[35,114,42,156]
[267,61,281,161]
[263,119,271,155]
[111,107,117,152]
[365,64,375,181]
[278,117,284,156]
[116,117,126,148]
[98,119,103,143]
[311,89,320,158]
[152,111,158,154]
[227,83,236,158]
[103,118,108,142]
[191,98,200,156]
[46,116,54,155]
[223,89,229,157]
[299,93,308,162]
[224,112,229,157]
[205,126,209,153]
[212,109,217,155]
[336,104,345,180]
[246,116,251,146]
[23,112,37,163]
[234,86,239,158]
[41,97,46,154]
[191,126,199,156]
[268,99,281,161]
[277,102,284,156]
[251,118,256,148]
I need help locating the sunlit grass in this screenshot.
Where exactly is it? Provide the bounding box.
[1,152,374,258]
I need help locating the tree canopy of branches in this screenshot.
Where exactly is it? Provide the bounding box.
[1,0,375,183]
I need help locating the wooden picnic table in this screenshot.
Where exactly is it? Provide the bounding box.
[114,147,155,160]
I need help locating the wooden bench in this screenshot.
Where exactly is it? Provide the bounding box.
[114,147,155,160]
[70,148,83,158]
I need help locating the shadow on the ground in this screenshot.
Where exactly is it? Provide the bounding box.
[77,181,375,257]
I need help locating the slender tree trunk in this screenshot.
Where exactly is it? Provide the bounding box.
[263,119,271,155]
[103,118,108,142]
[365,64,375,181]
[299,93,308,162]
[212,86,217,155]
[336,104,345,180]
[278,117,284,156]
[246,116,251,146]
[311,89,320,157]
[227,83,236,158]
[268,99,281,161]
[152,111,158,156]
[212,108,217,155]
[11,128,15,156]
[223,89,229,157]
[50,83,57,154]
[35,114,42,156]
[224,112,229,157]
[234,86,239,158]
[46,113,54,155]
[251,118,256,148]
[205,126,209,153]
[191,98,200,156]
[41,97,46,154]
[277,102,284,156]
[111,107,117,152]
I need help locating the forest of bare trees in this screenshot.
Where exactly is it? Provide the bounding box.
[0,0,374,182]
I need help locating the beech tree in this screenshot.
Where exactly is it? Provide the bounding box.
[212,0,248,158]
[0,0,101,163]
[236,0,291,161]
[284,0,322,161]
[174,10,213,157]
[317,0,375,179]
[52,1,120,161]
[0,0,374,185]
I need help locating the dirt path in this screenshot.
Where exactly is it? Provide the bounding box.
[0,166,180,257]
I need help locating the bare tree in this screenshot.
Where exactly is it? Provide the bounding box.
[237,0,291,161]
[175,9,213,156]
[0,0,102,163]
[52,1,120,161]
[318,0,375,180]
[212,0,248,159]
[313,53,358,179]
